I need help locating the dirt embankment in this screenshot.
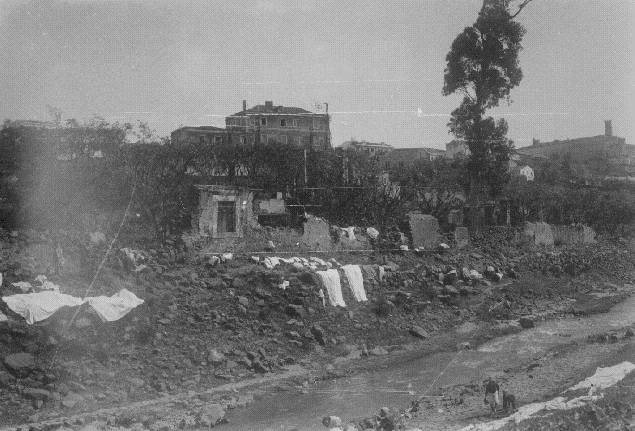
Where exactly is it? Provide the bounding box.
[0,227,633,429]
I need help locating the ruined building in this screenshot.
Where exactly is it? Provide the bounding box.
[171,100,331,150]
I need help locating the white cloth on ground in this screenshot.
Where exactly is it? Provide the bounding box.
[2,291,85,324]
[341,264,367,302]
[316,269,346,307]
[85,289,145,322]
[3,289,144,324]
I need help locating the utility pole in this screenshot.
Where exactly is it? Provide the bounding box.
[304,148,308,186]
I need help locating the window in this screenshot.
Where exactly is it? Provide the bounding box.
[280,119,287,127]
[261,117,267,126]
[280,135,288,145]
[292,119,298,128]
[214,136,223,145]
[217,201,236,233]
[199,136,206,144]
[239,136,246,145]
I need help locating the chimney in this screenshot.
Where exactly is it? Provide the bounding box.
[604,120,612,137]
[242,100,247,111]
[265,100,273,109]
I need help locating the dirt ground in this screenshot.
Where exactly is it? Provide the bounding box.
[0,228,633,430]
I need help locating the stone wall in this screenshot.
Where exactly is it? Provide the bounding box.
[524,222,596,246]
[408,212,441,249]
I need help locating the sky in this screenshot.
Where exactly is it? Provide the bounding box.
[0,0,633,149]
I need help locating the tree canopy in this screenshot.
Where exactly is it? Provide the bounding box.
[443,0,532,198]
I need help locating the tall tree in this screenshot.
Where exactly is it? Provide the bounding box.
[443,0,533,199]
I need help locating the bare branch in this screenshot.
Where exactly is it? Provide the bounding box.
[509,0,534,18]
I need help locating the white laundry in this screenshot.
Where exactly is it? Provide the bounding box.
[341,265,367,302]
[85,289,145,322]
[316,269,346,307]
[2,291,85,324]
[3,289,144,325]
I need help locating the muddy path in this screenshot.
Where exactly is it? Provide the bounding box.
[220,294,635,430]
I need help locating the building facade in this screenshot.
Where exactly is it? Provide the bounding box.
[517,121,633,166]
[172,100,331,150]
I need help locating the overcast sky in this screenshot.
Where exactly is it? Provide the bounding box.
[0,0,632,148]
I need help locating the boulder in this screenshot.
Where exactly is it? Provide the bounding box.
[285,304,306,319]
[311,324,326,346]
[518,317,535,329]
[369,346,389,356]
[22,388,51,401]
[61,392,84,409]
[207,349,225,365]
[4,352,36,376]
[199,403,226,428]
[322,416,343,428]
[409,326,429,339]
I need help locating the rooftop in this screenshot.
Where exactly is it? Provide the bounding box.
[230,101,316,117]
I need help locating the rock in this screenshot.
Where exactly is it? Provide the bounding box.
[61,392,84,408]
[0,371,15,386]
[408,213,440,249]
[207,349,225,365]
[454,227,469,249]
[199,403,226,427]
[369,346,388,356]
[322,416,343,428]
[443,270,457,286]
[251,360,268,374]
[409,326,429,339]
[232,278,247,289]
[285,304,306,319]
[444,285,459,295]
[237,296,249,307]
[519,317,535,329]
[22,387,51,401]
[89,231,106,245]
[366,227,379,240]
[311,324,326,346]
[4,352,36,376]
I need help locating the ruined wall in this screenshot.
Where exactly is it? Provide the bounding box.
[525,222,596,247]
[408,212,441,249]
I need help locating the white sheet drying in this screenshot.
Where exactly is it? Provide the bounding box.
[2,288,144,324]
[341,264,367,302]
[316,269,346,307]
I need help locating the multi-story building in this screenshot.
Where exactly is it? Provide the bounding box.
[517,121,632,165]
[171,100,331,150]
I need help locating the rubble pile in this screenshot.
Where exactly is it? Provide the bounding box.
[0,223,633,427]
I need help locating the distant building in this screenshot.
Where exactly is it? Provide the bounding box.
[340,140,393,155]
[172,100,331,150]
[445,139,470,159]
[517,121,634,167]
